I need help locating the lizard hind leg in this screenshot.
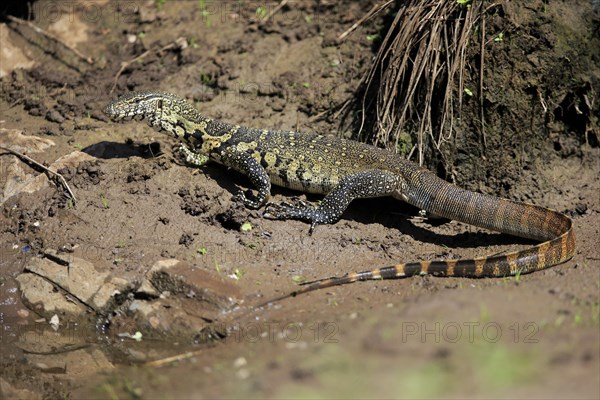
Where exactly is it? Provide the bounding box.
[263,169,400,234]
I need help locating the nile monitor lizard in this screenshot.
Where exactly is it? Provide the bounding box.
[104,91,575,301]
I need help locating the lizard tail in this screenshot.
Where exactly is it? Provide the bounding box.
[256,222,574,308]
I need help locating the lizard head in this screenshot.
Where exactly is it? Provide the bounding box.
[104,91,197,137]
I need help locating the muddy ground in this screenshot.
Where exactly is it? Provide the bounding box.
[1,0,599,399]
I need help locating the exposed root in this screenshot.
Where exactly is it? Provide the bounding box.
[343,1,498,170]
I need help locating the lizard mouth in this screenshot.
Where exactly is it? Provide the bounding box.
[103,102,146,122]
[102,102,118,119]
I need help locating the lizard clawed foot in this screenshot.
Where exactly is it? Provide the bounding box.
[263,198,314,220]
[263,199,323,235]
[234,190,263,209]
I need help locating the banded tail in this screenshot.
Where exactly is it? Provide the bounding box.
[257,216,574,307]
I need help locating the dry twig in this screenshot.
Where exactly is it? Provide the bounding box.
[0,145,77,203]
[259,0,289,24]
[337,0,394,42]
[110,37,187,95]
[145,351,202,367]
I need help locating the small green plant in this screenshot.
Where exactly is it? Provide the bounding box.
[100,382,119,400]
[302,82,310,88]
[197,246,207,255]
[213,255,220,273]
[198,0,212,26]
[199,73,212,85]
[395,132,413,156]
[304,15,313,24]
[137,31,145,39]
[100,193,109,209]
[574,310,582,325]
[457,0,471,5]
[240,222,253,232]
[326,298,338,306]
[464,87,473,97]
[494,32,504,43]
[233,268,245,280]
[366,33,380,42]
[514,268,523,282]
[292,275,305,284]
[155,0,166,10]
[255,6,268,20]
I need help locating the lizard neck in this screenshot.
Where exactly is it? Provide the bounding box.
[147,100,239,154]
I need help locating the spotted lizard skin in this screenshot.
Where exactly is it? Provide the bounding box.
[105,91,576,301]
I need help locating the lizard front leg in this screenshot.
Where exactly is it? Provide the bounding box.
[220,146,271,209]
[264,169,400,233]
[178,143,210,167]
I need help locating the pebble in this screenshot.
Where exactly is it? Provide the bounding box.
[46,109,65,124]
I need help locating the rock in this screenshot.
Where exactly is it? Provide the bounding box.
[15,320,89,354]
[25,347,113,378]
[0,142,95,205]
[46,109,65,124]
[47,12,89,50]
[23,250,130,311]
[118,259,243,340]
[25,254,107,308]
[145,259,241,311]
[125,297,215,338]
[16,274,86,318]
[52,151,96,170]
[0,25,35,77]
[136,277,159,297]
[0,128,55,153]
[91,276,130,310]
[1,159,49,204]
